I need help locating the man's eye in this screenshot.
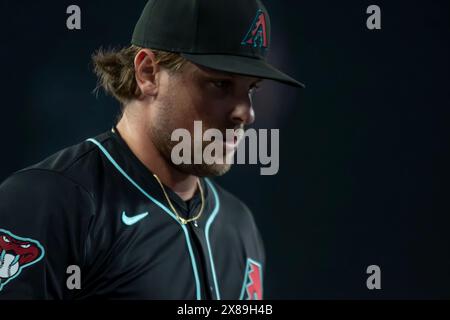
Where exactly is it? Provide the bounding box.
[211,80,231,89]
[2,236,10,243]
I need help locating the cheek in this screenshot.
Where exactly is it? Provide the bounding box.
[191,95,232,125]
[152,90,196,134]
[161,77,232,130]
[168,87,207,124]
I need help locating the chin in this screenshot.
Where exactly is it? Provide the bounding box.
[175,163,233,178]
[204,163,233,177]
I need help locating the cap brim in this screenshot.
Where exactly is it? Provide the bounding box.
[180,53,305,88]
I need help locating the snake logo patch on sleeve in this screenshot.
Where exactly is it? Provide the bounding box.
[0,229,45,291]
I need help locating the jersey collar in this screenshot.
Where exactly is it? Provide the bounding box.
[101,127,213,224]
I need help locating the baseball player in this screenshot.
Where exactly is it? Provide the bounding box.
[0,0,304,299]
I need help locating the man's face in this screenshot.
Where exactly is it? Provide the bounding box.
[148,61,261,177]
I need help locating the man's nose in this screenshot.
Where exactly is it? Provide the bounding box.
[230,97,255,126]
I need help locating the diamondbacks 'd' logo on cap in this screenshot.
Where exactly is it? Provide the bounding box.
[241,9,268,49]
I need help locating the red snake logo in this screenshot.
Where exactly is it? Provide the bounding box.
[0,229,45,291]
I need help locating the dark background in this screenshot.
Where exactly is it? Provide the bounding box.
[1,0,449,299]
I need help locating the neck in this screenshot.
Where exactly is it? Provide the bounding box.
[116,105,198,201]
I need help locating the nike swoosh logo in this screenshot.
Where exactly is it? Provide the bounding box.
[122,211,149,226]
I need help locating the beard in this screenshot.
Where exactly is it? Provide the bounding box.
[149,110,234,178]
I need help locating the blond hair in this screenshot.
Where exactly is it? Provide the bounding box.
[92,45,187,105]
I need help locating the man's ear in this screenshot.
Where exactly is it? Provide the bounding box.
[134,49,159,98]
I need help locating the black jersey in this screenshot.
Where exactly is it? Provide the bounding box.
[0,128,265,300]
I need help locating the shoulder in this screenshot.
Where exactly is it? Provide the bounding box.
[0,131,116,219]
[0,167,96,225]
[0,136,112,248]
[1,131,113,203]
[18,131,111,186]
[0,169,91,203]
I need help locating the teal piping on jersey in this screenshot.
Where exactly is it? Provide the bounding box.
[204,179,221,300]
[86,138,205,299]
[239,258,263,300]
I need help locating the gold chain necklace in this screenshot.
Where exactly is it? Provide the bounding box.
[153,174,205,226]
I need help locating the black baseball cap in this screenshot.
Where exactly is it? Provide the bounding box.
[132,0,305,88]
